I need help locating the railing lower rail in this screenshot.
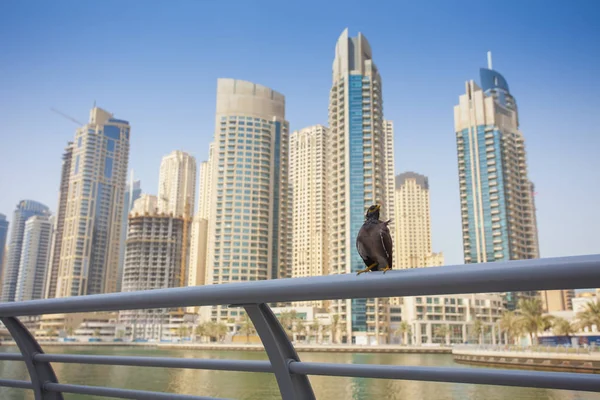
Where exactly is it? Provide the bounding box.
[0,254,598,399]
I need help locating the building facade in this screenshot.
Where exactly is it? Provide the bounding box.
[0,214,9,282]
[45,142,74,299]
[454,58,539,309]
[56,107,130,298]
[383,120,396,237]
[290,125,328,307]
[119,195,185,339]
[204,78,291,322]
[394,172,444,270]
[117,177,141,292]
[327,29,389,344]
[158,150,197,218]
[1,200,50,302]
[15,215,53,302]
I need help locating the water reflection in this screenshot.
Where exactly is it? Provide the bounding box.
[0,346,598,400]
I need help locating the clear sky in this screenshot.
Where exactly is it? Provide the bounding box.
[1,0,598,266]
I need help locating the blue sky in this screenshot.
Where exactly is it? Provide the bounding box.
[1,0,598,266]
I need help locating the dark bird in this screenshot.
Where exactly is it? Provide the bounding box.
[356,204,393,275]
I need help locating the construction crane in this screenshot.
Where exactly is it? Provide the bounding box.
[50,108,83,125]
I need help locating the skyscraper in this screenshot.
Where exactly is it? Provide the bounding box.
[117,176,141,292]
[1,200,50,302]
[158,150,197,217]
[290,125,328,307]
[205,78,291,322]
[56,107,130,298]
[15,215,53,302]
[383,120,396,236]
[120,195,185,338]
[327,29,389,344]
[394,172,444,269]
[454,54,539,309]
[45,142,73,299]
[188,159,212,289]
[0,214,9,282]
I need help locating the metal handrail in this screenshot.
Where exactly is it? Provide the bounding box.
[0,254,599,400]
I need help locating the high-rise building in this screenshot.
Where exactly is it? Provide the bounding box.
[120,195,185,338]
[327,29,389,344]
[198,158,213,220]
[117,176,141,292]
[56,107,130,298]
[158,150,197,218]
[454,54,539,309]
[290,125,328,307]
[188,159,212,290]
[0,214,9,282]
[394,172,444,269]
[45,142,73,299]
[204,78,291,322]
[383,120,396,236]
[15,215,53,302]
[1,200,50,302]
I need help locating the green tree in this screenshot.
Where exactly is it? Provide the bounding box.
[66,326,75,337]
[434,325,449,345]
[471,319,484,344]
[576,300,600,331]
[295,320,306,343]
[330,314,340,344]
[395,321,411,345]
[552,317,577,337]
[46,328,57,339]
[215,322,228,342]
[516,298,554,345]
[238,314,256,344]
[499,311,521,344]
[310,320,320,344]
[93,328,101,338]
[177,325,189,339]
[195,323,207,343]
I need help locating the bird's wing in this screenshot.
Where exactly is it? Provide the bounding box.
[379,223,393,268]
[356,230,371,263]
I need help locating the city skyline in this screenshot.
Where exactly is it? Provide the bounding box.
[1,2,599,267]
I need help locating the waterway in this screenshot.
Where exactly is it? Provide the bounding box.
[0,345,598,399]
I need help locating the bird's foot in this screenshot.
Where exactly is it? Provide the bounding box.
[382,266,392,274]
[357,263,378,276]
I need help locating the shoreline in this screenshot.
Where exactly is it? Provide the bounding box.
[2,341,452,354]
[452,348,600,374]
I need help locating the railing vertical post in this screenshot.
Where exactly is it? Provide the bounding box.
[242,303,315,400]
[0,317,63,399]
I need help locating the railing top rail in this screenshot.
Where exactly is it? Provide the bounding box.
[0,254,598,317]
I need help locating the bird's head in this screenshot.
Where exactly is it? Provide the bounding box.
[365,204,381,220]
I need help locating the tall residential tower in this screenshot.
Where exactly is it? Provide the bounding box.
[15,215,53,302]
[327,29,390,344]
[290,125,328,307]
[204,78,291,322]
[117,176,141,292]
[1,200,50,302]
[454,55,539,309]
[56,107,130,297]
[158,151,197,217]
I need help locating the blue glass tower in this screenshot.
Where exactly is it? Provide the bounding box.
[454,59,539,310]
[328,29,389,344]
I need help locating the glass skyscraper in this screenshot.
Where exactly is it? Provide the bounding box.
[0,214,9,279]
[327,29,391,344]
[1,200,50,302]
[117,177,141,292]
[56,107,130,297]
[454,57,539,309]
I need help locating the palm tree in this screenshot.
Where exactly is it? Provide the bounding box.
[516,298,554,345]
[46,328,57,339]
[576,300,600,331]
[93,328,101,338]
[471,319,484,344]
[177,325,189,339]
[66,326,75,338]
[295,320,306,343]
[499,311,521,344]
[434,325,449,345]
[552,317,577,337]
[238,314,256,344]
[215,322,228,342]
[395,321,411,345]
[310,320,320,344]
[330,314,340,344]
[195,323,207,343]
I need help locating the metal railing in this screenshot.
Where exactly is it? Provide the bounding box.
[0,254,599,399]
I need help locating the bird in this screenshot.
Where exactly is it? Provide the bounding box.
[356,204,393,275]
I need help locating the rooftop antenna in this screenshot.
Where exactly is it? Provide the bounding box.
[487,51,493,70]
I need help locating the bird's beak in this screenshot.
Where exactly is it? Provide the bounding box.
[375,204,381,211]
